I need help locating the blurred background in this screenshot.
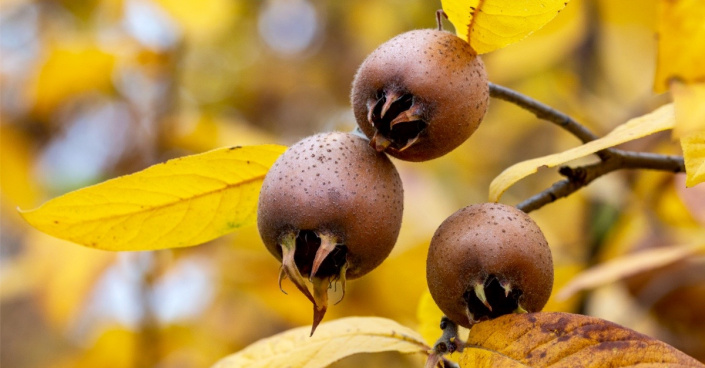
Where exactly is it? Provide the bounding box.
[1,0,703,367]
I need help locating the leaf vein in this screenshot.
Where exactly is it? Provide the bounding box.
[48,175,264,228]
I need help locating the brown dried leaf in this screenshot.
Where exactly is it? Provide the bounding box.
[557,243,705,300]
[460,312,704,367]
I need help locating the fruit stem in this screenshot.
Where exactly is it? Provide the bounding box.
[425,316,465,368]
[435,9,447,31]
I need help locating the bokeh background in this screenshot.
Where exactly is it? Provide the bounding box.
[2,0,703,367]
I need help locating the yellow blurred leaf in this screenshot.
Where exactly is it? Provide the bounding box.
[154,0,239,40]
[594,0,658,106]
[31,42,116,117]
[20,145,286,251]
[542,263,583,312]
[1,231,115,328]
[0,124,40,211]
[167,113,278,152]
[362,241,429,322]
[557,243,705,301]
[485,0,586,83]
[416,291,445,347]
[676,173,705,224]
[460,312,704,367]
[211,317,429,368]
[28,232,116,328]
[416,291,464,365]
[349,0,410,52]
[441,0,569,54]
[672,82,705,139]
[489,103,675,202]
[682,131,705,187]
[74,329,137,368]
[654,0,705,92]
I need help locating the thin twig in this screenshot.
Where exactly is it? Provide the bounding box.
[488,82,612,161]
[489,82,685,213]
[516,152,685,213]
[425,316,464,368]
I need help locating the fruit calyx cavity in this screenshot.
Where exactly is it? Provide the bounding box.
[463,274,526,324]
[367,89,427,152]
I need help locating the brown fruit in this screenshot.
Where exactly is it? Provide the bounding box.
[257,132,404,334]
[351,29,489,162]
[426,203,553,328]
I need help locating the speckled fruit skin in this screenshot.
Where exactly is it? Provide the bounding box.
[351,29,489,162]
[257,132,404,279]
[426,203,554,328]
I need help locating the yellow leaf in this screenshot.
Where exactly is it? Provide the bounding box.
[557,243,705,301]
[542,263,583,313]
[415,290,467,365]
[416,291,446,346]
[485,0,587,83]
[154,0,240,40]
[594,0,659,105]
[75,329,137,368]
[22,232,116,328]
[211,317,429,368]
[166,113,277,152]
[0,124,40,211]
[672,82,705,139]
[682,131,705,187]
[489,103,675,202]
[441,0,569,54]
[31,42,116,117]
[654,0,705,93]
[460,312,703,367]
[19,145,286,251]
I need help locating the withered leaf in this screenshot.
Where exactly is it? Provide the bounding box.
[460,312,703,367]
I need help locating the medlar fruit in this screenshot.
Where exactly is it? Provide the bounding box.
[257,132,404,334]
[351,29,489,161]
[426,203,553,328]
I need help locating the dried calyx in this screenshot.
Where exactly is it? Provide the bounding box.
[278,230,348,334]
[463,274,526,324]
[367,90,427,152]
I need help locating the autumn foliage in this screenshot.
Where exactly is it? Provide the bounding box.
[2,0,704,367]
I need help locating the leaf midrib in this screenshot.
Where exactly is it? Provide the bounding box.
[35,173,266,226]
